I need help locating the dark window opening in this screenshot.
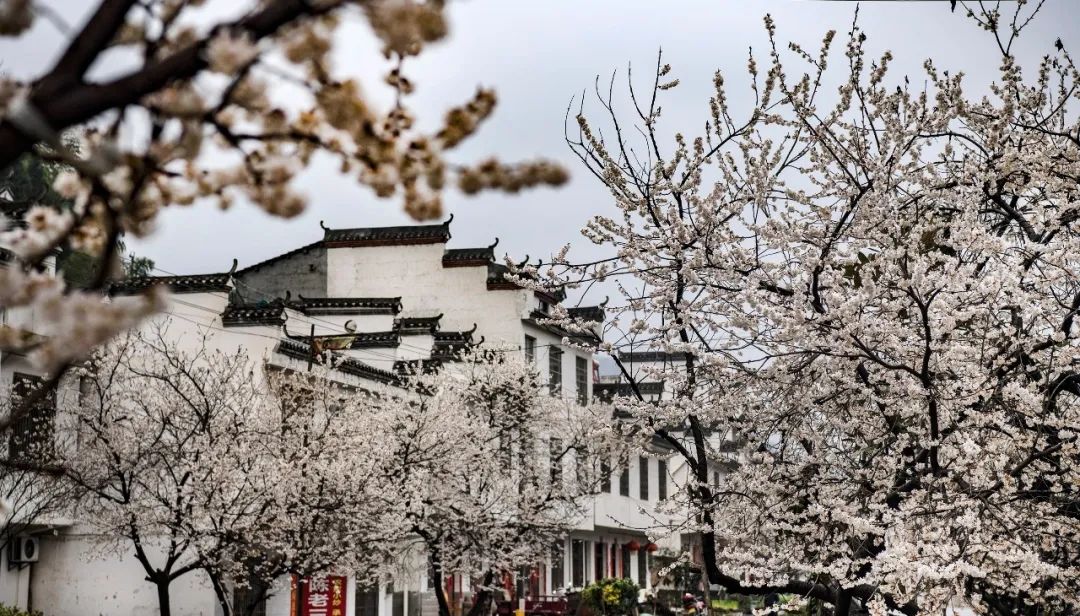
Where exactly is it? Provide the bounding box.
[593,543,605,582]
[571,539,586,588]
[525,335,536,363]
[619,464,630,497]
[551,541,565,591]
[639,456,649,500]
[355,584,380,616]
[658,459,668,501]
[575,356,588,405]
[9,373,55,462]
[548,348,563,395]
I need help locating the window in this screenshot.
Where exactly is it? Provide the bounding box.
[232,584,267,616]
[525,335,536,363]
[657,459,668,500]
[548,347,563,395]
[391,583,404,616]
[619,464,630,497]
[571,539,586,588]
[9,373,55,462]
[620,544,631,579]
[575,356,588,405]
[637,548,647,587]
[593,543,606,582]
[600,460,612,493]
[551,541,565,591]
[355,585,380,616]
[639,457,649,500]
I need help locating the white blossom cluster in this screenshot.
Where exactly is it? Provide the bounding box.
[539,3,1080,615]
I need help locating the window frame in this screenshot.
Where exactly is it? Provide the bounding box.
[548,347,563,395]
[639,456,649,500]
[524,335,536,363]
[575,356,588,405]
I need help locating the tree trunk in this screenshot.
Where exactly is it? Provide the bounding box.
[833,589,851,616]
[465,571,496,616]
[154,576,173,616]
[207,569,233,616]
[430,550,453,616]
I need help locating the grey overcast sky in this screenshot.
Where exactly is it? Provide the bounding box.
[4,1,1080,276]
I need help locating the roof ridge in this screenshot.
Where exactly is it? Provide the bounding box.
[110,272,233,296]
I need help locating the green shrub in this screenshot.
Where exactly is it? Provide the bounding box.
[580,578,640,616]
[0,605,44,616]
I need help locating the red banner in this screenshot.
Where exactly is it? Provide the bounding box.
[294,574,348,616]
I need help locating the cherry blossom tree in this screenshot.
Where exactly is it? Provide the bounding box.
[60,327,623,616]
[62,324,393,616]
[364,350,626,616]
[532,2,1080,614]
[0,0,568,440]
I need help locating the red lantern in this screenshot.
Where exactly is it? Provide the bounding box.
[626,540,641,551]
[645,542,659,553]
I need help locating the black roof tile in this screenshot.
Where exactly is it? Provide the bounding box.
[443,240,496,267]
[395,315,442,334]
[568,305,605,323]
[110,273,232,296]
[275,339,401,385]
[221,301,286,327]
[323,217,451,247]
[290,296,402,315]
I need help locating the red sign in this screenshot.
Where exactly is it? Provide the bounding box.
[294,574,348,616]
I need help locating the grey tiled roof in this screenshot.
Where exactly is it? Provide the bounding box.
[290,296,402,315]
[275,339,401,385]
[110,273,232,296]
[395,315,442,334]
[323,218,451,247]
[221,301,286,327]
[443,246,494,267]
[568,305,605,323]
[347,331,401,349]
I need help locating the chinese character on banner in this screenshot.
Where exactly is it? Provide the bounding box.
[295,575,348,616]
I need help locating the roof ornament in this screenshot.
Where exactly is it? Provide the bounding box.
[599,296,610,308]
[319,220,330,232]
[487,237,499,251]
[283,290,292,303]
[475,335,485,346]
[465,323,478,336]
[227,258,238,276]
[443,213,454,226]
[514,254,530,269]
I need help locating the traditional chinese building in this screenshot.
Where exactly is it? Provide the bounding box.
[0,218,678,616]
